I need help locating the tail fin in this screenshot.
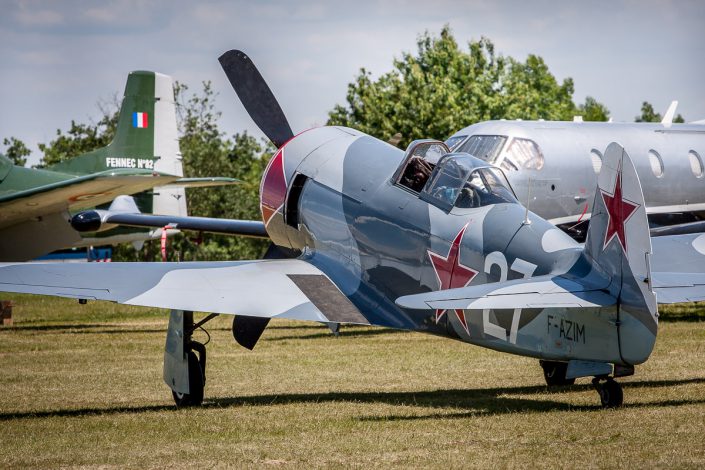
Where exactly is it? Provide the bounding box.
[48,71,182,176]
[49,71,187,216]
[584,142,657,364]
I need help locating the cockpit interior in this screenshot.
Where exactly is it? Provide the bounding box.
[394,140,518,212]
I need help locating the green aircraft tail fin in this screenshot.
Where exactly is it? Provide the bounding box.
[48,71,182,178]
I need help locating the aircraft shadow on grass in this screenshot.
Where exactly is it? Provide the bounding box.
[2,377,704,422]
[0,323,390,339]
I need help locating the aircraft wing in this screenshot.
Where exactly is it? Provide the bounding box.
[0,169,177,229]
[72,210,268,238]
[650,233,705,303]
[0,260,369,324]
[395,274,616,310]
[162,177,241,189]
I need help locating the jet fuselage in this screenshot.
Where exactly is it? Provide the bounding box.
[446,120,705,227]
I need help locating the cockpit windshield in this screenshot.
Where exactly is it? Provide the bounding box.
[420,154,518,211]
[455,135,507,163]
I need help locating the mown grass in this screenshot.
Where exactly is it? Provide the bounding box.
[0,294,704,468]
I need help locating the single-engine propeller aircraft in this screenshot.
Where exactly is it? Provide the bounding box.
[0,71,235,261]
[445,113,705,240]
[2,51,705,409]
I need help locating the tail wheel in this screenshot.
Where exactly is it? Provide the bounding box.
[172,351,204,407]
[540,360,576,386]
[595,378,623,408]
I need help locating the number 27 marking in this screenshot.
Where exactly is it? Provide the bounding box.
[482,251,537,344]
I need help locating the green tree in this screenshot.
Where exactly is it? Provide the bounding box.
[499,54,577,121]
[635,101,660,122]
[328,26,609,147]
[635,101,685,123]
[577,96,610,122]
[166,81,270,261]
[1,137,32,166]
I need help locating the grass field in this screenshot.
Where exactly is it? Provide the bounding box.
[1,294,704,468]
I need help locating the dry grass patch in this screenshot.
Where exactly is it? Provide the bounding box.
[0,295,704,468]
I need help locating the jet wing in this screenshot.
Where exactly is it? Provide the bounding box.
[0,260,369,324]
[0,169,177,229]
[396,274,616,311]
[162,177,241,189]
[650,233,705,303]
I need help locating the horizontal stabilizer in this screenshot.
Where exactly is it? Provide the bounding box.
[396,274,615,310]
[0,260,368,324]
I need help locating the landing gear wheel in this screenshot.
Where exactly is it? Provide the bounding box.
[593,377,623,408]
[540,360,576,386]
[172,351,204,407]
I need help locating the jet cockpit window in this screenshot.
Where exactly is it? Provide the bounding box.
[444,135,467,151]
[455,135,507,163]
[421,155,518,211]
[394,140,450,193]
[503,137,544,171]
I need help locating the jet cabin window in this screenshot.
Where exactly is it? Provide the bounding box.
[456,135,507,163]
[501,137,544,171]
[421,156,518,211]
[444,135,467,151]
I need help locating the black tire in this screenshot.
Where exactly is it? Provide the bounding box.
[598,379,623,408]
[172,351,204,407]
[540,360,576,386]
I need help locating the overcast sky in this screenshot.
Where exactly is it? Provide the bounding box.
[1,0,704,166]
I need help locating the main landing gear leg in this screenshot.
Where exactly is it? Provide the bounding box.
[163,310,218,407]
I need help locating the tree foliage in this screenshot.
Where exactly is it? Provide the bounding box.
[1,137,32,166]
[328,26,610,148]
[578,96,610,122]
[635,101,685,123]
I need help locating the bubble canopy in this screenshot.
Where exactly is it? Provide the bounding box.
[420,153,519,211]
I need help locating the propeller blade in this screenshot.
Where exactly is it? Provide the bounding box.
[219,50,294,148]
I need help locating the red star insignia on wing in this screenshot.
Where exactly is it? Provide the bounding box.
[427,223,478,334]
[600,160,639,253]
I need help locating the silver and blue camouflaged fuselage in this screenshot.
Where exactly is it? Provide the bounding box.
[259,127,657,365]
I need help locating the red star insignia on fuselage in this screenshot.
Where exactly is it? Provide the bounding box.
[600,161,639,253]
[427,224,478,334]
